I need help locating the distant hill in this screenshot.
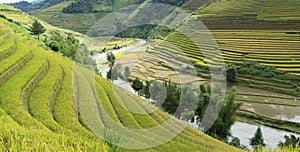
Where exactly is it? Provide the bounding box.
[62,0,189,13]
[32,0,196,36]
[9,0,65,13]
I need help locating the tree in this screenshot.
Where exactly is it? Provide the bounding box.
[132,78,143,96]
[194,86,242,141]
[111,64,122,80]
[229,137,241,148]
[124,66,131,80]
[107,67,112,81]
[229,137,247,149]
[178,84,198,115]
[250,127,266,149]
[142,81,152,100]
[30,20,46,40]
[107,52,116,67]
[278,134,300,148]
[162,81,180,116]
[226,63,237,83]
[149,81,167,107]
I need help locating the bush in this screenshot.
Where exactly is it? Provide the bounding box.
[48,41,60,52]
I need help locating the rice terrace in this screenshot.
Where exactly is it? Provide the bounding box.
[0,0,299,151]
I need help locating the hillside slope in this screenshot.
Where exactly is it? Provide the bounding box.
[32,0,193,34]
[196,0,300,29]
[9,0,65,14]
[0,6,241,152]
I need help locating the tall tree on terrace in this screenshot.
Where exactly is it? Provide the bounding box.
[194,86,242,141]
[250,127,266,149]
[132,78,143,96]
[30,20,46,40]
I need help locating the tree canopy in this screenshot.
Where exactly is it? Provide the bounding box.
[250,127,266,149]
[30,20,46,39]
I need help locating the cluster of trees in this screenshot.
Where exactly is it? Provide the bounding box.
[194,86,242,141]
[231,61,300,82]
[62,0,143,14]
[45,30,94,67]
[129,77,242,141]
[106,52,130,81]
[278,134,300,149]
[152,0,189,6]
[29,20,94,67]
[62,0,93,13]
[250,127,300,150]
[117,25,173,39]
[45,30,79,59]
[62,0,187,14]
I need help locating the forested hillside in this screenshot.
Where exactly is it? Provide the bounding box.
[10,0,65,13]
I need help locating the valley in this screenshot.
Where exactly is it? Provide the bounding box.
[0,0,300,151]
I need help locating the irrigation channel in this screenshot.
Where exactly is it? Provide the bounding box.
[92,39,300,149]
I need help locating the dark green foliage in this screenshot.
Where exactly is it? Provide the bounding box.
[117,25,173,39]
[278,134,300,148]
[113,45,122,50]
[62,0,93,13]
[46,31,78,59]
[132,78,143,96]
[0,14,20,25]
[142,80,152,100]
[0,14,7,20]
[226,63,237,83]
[30,20,46,39]
[235,61,300,82]
[149,81,167,106]
[107,67,112,81]
[62,0,143,14]
[195,86,242,141]
[62,0,188,14]
[250,127,266,149]
[229,137,241,147]
[161,81,180,116]
[152,0,189,6]
[45,31,94,68]
[177,84,198,116]
[48,41,60,52]
[106,52,116,67]
[229,137,247,149]
[132,78,240,141]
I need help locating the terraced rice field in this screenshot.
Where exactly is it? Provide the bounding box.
[0,19,241,151]
[134,0,300,125]
[194,0,300,30]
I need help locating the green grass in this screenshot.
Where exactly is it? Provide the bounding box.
[0,34,14,54]
[27,53,66,133]
[0,38,29,75]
